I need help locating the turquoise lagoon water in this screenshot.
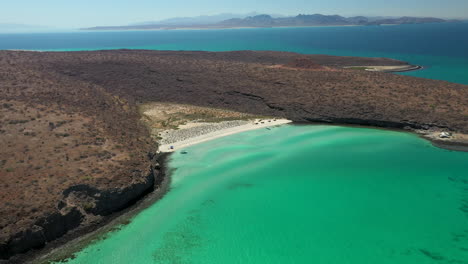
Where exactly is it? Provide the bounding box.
[58,125,468,264]
[1,23,468,84]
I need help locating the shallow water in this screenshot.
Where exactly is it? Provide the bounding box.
[57,125,468,264]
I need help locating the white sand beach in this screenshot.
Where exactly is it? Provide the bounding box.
[343,65,421,72]
[158,118,292,152]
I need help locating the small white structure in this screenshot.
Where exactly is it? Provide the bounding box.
[439,132,452,138]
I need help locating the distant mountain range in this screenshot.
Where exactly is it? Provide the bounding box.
[218,14,450,27]
[130,12,285,26]
[83,14,458,30]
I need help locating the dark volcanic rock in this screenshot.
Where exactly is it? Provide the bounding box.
[62,165,156,216]
[0,162,158,261]
[0,207,83,258]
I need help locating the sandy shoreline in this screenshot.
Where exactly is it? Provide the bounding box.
[158,119,292,152]
[24,121,467,263]
[156,116,467,153]
[343,65,422,73]
[28,118,293,263]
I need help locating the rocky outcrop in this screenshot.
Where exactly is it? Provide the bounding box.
[0,207,83,259]
[62,165,156,216]
[0,155,161,261]
[302,117,447,131]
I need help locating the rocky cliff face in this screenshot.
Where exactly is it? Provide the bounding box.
[1,208,84,258]
[0,155,161,261]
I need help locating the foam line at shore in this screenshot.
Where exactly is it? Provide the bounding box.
[158,119,292,152]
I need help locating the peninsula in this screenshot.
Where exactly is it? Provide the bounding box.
[1,50,467,263]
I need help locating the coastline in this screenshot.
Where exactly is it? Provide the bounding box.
[158,119,292,152]
[82,22,457,32]
[158,117,468,154]
[293,121,468,152]
[28,118,294,263]
[82,24,364,32]
[25,120,468,263]
[2,49,467,262]
[19,154,171,264]
[344,65,422,73]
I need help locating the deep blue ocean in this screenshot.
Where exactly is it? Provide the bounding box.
[1,22,468,84]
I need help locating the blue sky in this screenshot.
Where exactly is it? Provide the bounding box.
[1,0,467,28]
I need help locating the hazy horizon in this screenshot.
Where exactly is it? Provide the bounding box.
[1,0,467,29]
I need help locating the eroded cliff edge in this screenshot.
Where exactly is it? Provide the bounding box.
[0,161,159,259]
